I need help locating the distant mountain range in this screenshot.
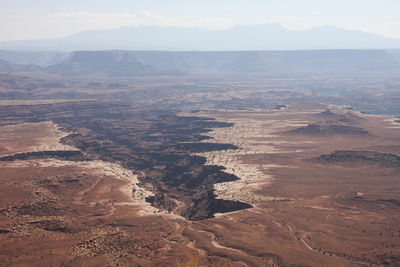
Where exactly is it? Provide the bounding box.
[1,50,400,77]
[0,73,63,91]
[0,59,41,72]
[0,50,69,66]
[1,24,400,51]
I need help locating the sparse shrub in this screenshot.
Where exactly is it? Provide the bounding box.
[176,256,231,267]
[176,256,202,267]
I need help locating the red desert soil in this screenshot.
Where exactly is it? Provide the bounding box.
[1,104,400,266]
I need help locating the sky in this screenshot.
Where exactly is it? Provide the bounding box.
[1,0,400,41]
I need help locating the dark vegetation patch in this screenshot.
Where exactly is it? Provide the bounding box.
[36,177,83,192]
[310,150,400,168]
[346,195,400,211]
[76,232,165,256]
[376,254,400,266]
[288,124,369,135]
[0,150,88,162]
[377,199,400,206]
[15,201,64,216]
[28,220,70,232]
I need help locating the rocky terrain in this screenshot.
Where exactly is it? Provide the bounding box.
[313,109,366,123]
[187,106,400,266]
[0,49,400,266]
[1,101,400,266]
[0,101,252,220]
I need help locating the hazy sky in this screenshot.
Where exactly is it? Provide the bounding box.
[2,0,400,41]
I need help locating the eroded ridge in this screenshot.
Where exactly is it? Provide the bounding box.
[0,121,78,157]
[183,110,315,205]
[0,117,161,216]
